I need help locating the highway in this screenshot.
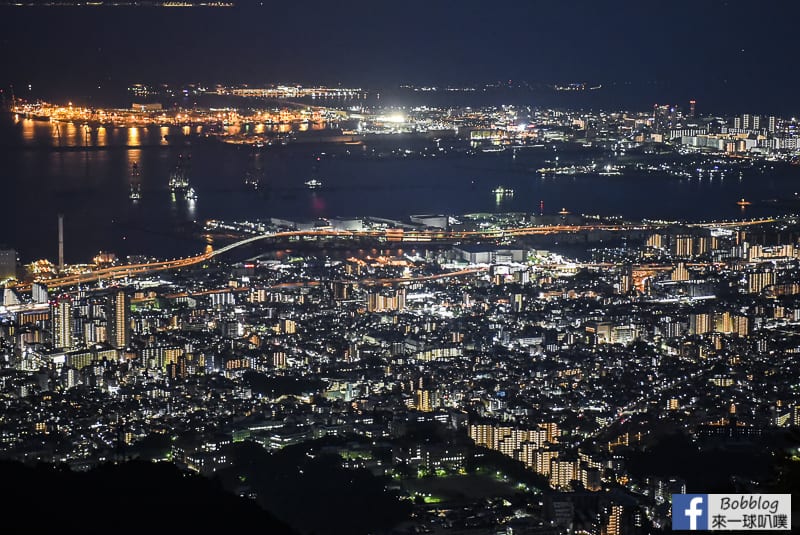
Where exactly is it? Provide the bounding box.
[128,267,489,304]
[28,218,776,290]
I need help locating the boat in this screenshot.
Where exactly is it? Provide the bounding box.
[169,167,190,192]
[244,170,263,190]
[129,182,141,200]
[305,179,323,189]
[481,145,506,153]
[130,162,142,200]
[186,187,198,201]
[537,164,595,175]
[169,155,191,193]
[736,198,751,206]
[598,164,622,176]
[493,186,514,195]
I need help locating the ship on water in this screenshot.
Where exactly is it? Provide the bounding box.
[598,164,623,176]
[130,161,141,200]
[244,165,266,190]
[168,154,196,200]
[492,186,514,196]
[537,163,597,175]
[169,156,190,192]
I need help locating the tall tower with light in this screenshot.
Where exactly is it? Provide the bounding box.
[58,214,64,272]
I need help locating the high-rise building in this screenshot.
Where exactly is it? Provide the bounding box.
[549,458,579,489]
[511,292,524,312]
[747,271,775,293]
[748,244,795,261]
[248,288,268,303]
[733,315,750,336]
[367,288,406,312]
[32,282,49,304]
[672,235,694,257]
[83,320,108,344]
[646,233,663,249]
[618,274,632,294]
[689,313,711,335]
[141,345,184,370]
[586,321,612,344]
[52,296,74,349]
[689,99,696,119]
[653,104,678,133]
[0,249,16,280]
[752,115,760,130]
[468,424,495,449]
[768,115,776,133]
[695,236,710,256]
[742,114,751,130]
[580,465,602,491]
[671,262,689,282]
[271,351,287,368]
[604,505,627,535]
[714,311,733,333]
[415,389,434,412]
[535,449,558,476]
[331,281,350,300]
[107,291,130,349]
[619,266,633,294]
[3,288,19,306]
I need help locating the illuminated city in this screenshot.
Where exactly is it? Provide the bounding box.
[1,1,799,534]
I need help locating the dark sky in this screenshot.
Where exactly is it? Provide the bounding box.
[1,0,799,114]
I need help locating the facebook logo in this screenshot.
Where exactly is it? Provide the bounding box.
[672,494,709,530]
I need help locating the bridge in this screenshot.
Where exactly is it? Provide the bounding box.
[27,218,776,290]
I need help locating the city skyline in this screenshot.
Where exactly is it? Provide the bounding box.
[1,3,799,534]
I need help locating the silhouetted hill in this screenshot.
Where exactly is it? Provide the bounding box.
[0,460,297,534]
[217,440,412,535]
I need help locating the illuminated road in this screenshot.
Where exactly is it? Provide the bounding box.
[589,360,716,444]
[128,267,489,304]
[32,218,776,289]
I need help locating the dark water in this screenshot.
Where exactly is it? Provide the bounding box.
[1,114,798,264]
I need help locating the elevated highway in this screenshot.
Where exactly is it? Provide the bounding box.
[28,218,776,290]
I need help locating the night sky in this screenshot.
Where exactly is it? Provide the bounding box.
[1,0,799,114]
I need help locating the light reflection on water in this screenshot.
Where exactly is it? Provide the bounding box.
[1,117,799,264]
